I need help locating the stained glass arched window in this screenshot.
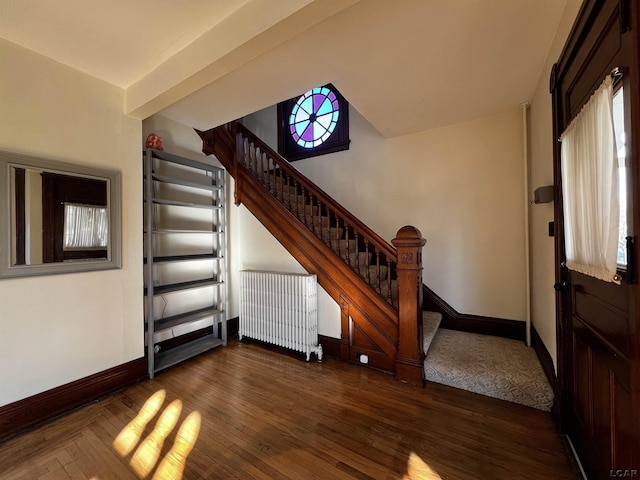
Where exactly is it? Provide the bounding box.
[278,84,350,161]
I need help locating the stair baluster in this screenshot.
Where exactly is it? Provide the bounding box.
[244,138,251,169]
[365,241,371,285]
[344,226,351,268]
[278,167,284,204]
[325,210,332,247]
[310,193,317,233]
[264,150,270,189]
[316,198,322,239]
[354,233,361,276]
[385,255,392,304]
[293,180,299,219]
[300,187,306,224]
[258,147,264,186]
[285,172,291,210]
[249,140,255,174]
[268,156,275,193]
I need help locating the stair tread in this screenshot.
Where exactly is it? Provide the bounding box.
[422,311,442,355]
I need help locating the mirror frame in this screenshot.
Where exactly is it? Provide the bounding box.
[0,149,122,279]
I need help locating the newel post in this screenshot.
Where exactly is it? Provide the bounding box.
[391,225,426,385]
[232,122,243,206]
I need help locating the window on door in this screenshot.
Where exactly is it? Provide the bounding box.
[613,86,627,267]
[560,76,621,283]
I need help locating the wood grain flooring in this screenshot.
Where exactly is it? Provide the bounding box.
[0,340,579,480]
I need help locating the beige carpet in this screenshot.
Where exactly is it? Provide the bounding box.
[423,320,554,411]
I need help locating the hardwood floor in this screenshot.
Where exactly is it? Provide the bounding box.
[0,340,579,480]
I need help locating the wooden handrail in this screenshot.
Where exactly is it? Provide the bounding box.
[236,124,397,261]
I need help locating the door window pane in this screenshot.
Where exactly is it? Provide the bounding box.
[613,87,627,266]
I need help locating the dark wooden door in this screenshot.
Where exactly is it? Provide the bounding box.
[551,1,639,478]
[565,272,633,478]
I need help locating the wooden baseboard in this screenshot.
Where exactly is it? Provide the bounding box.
[322,287,527,362]
[318,335,343,359]
[0,357,147,442]
[531,325,557,391]
[227,316,239,338]
[531,324,561,421]
[423,284,526,341]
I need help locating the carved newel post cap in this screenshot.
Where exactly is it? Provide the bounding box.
[392,225,426,247]
[195,127,215,156]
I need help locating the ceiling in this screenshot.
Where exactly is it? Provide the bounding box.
[0,0,570,137]
[0,0,251,88]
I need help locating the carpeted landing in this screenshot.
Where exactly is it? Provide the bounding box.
[422,312,554,411]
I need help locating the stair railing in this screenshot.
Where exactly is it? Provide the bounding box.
[197,120,425,384]
[236,123,398,305]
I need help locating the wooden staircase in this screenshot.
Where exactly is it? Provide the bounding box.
[197,121,426,384]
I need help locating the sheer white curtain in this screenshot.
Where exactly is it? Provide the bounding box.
[560,76,619,283]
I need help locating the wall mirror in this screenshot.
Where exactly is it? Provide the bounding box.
[0,149,121,279]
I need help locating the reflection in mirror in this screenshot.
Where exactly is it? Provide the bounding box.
[1,150,121,278]
[63,203,109,250]
[12,169,109,265]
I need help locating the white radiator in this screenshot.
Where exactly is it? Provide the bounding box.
[240,270,322,361]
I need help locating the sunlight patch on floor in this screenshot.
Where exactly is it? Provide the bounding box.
[402,452,442,480]
[113,389,167,457]
[152,411,201,480]
[130,399,183,477]
[112,389,201,480]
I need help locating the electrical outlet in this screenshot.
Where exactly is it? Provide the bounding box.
[359,354,369,364]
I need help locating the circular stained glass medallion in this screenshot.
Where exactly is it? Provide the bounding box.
[289,86,340,149]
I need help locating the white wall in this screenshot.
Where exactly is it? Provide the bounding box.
[245,103,528,322]
[527,0,583,370]
[0,39,142,406]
